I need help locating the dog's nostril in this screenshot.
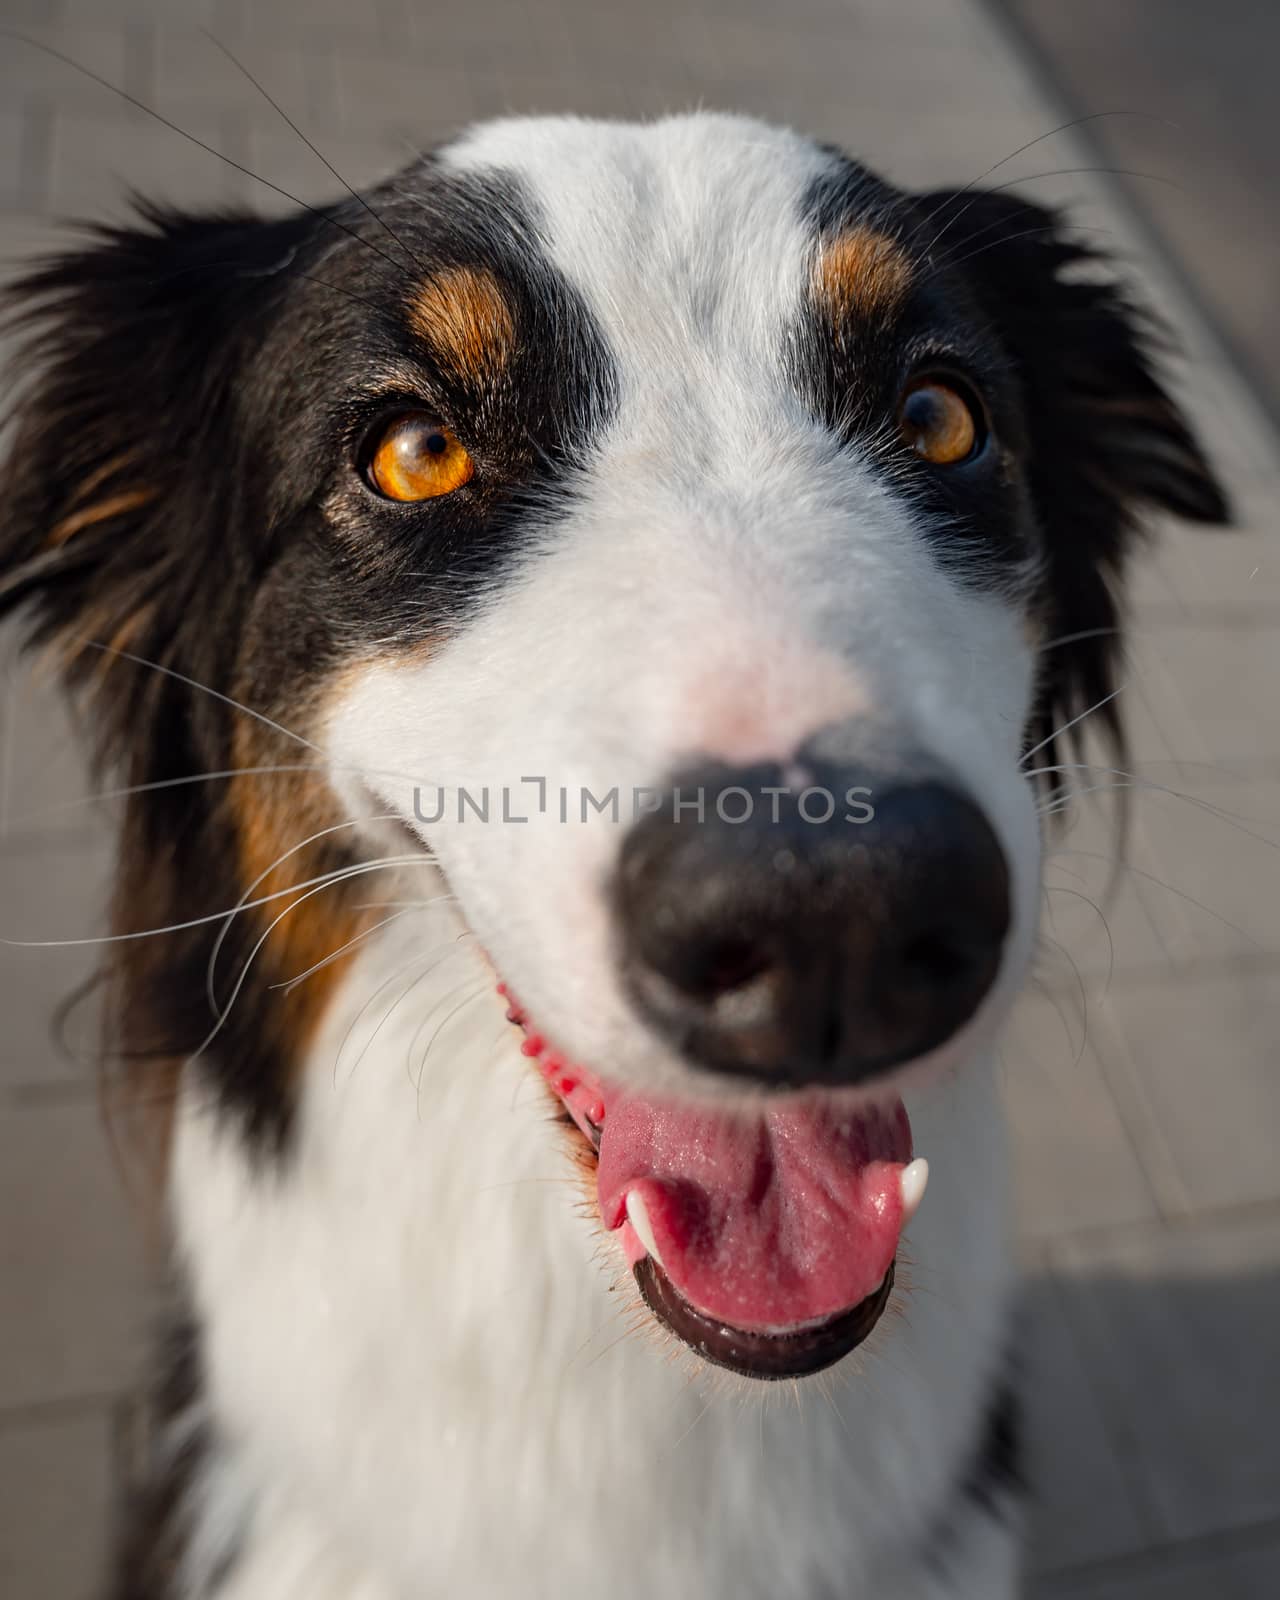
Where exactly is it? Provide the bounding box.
[689,938,774,1001]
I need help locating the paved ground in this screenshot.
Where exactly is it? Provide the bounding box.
[998,0,1280,431]
[1,1,1277,1596]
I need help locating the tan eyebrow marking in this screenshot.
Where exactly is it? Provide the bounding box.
[812,227,914,323]
[406,265,516,381]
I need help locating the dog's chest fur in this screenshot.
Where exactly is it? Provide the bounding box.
[168,908,1015,1598]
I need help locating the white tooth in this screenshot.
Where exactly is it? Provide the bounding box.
[625,1191,665,1268]
[900,1158,930,1226]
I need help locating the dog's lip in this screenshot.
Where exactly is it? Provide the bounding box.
[500,981,926,1360]
[634,1253,896,1380]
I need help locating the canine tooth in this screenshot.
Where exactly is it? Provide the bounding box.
[625,1191,665,1268]
[900,1158,929,1226]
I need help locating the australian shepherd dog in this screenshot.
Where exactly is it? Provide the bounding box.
[0,114,1225,1598]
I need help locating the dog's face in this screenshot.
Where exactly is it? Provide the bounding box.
[1,115,1224,1378]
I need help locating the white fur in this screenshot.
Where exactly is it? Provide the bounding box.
[172,115,1040,1596]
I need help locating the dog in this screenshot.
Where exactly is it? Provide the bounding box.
[0,113,1226,1598]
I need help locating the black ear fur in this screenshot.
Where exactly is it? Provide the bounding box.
[916,189,1230,764]
[0,202,316,766]
[0,204,355,1162]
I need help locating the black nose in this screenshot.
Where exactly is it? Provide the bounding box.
[612,759,1010,1089]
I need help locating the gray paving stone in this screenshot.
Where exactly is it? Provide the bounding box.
[48,104,249,220]
[0,634,102,845]
[0,214,71,268]
[0,1097,149,1411]
[1127,777,1280,970]
[1131,493,1280,623]
[1023,1268,1154,1572]
[1127,622,1280,775]
[0,24,133,119]
[1039,790,1192,986]
[1052,1212,1280,1546]
[53,0,221,23]
[1031,1532,1280,1600]
[0,104,46,215]
[1001,991,1161,1243]
[242,122,415,214]
[1042,772,1280,983]
[0,1404,115,1600]
[0,834,112,1091]
[1103,969,1280,1217]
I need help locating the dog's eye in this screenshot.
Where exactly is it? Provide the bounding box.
[366,413,475,501]
[897,379,983,465]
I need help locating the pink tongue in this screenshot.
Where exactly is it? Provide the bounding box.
[597,1092,912,1332]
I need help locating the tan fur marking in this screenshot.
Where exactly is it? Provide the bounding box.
[65,449,141,509]
[407,266,515,381]
[229,719,373,1083]
[813,228,914,322]
[48,487,157,548]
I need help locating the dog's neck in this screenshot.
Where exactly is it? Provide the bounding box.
[168,909,1017,1598]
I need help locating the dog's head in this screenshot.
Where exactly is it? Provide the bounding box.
[0,115,1225,1376]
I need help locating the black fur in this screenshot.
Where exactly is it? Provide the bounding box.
[961,1370,1024,1515]
[924,1363,1026,1580]
[914,188,1230,764]
[797,163,1228,772]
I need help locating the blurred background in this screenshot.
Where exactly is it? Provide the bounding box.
[1,1,1277,1596]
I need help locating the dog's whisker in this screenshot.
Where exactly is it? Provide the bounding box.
[1052,846,1270,951]
[978,163,1182,202]
[1021,680,1130,766]
[1,849,416,951]
[200,31,426,281]
[352,897,458,911]
[1036,770,1280,852]
[274,907,431,992]
[917,109,1173,259]
[406,971,489,1089]
[5,763,333,824]
[1027,974,1087,1060]
[413,983,489,1119]
[194,856,443,1064]
[334,943,473,1087]
[0,29,414,287]
[0,754,444,825]
[662,1392,718,1458]
[1034,625,1125,656]
[932,222,1111,284]
[1042,883,1116,991]
[205,817,423,1008]
[79,640,322,752]
[1035,934,1091,1066]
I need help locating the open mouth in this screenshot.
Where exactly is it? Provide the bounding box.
[500,984,927,1380]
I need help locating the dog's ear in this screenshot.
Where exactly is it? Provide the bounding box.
[0,204,315,766]
[915,189,1229,762]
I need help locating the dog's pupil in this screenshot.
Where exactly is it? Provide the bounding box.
[905,389,943,435]
[425,431,448,455]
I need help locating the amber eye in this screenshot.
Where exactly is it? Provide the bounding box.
[366,413,475,501]
[897,379,983,465]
